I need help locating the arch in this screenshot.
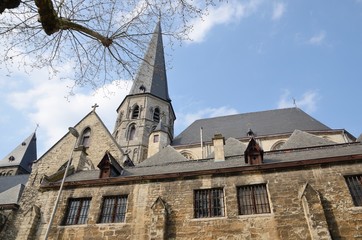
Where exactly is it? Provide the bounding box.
[127,124,136,141]
[80,127,91,147]
[132,105,140,119]
[271,140,286,151]
[180,151,195,160]
[153,107,160,122]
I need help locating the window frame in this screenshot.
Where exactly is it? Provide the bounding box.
[132,105,140,119]
[80,127,91,147]
[153,107,160,122]
[237,184,271,215]
[194,188,225,218]
[98,195,128,223]
[127,124,136,141]
[345,175,362,206]
[62,197,91,225]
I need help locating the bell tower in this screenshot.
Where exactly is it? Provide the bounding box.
[113,21,175,164]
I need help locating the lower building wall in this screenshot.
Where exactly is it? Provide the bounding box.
[5,161,362,240]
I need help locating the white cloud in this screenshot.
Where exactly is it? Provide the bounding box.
[4,66,131,155]
[188,0,263,43]
[175,106,239,133]
[272,2,286,20]
[277,89,320,113]
[308,31,326,45]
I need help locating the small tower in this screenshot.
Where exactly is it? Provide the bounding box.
[113,21,175,164]
[148,121,171,158]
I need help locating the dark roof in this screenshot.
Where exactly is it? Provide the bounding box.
[129,21,170,102]
[0,184,25,205]
[281,129,335,150]
[138,146,187,167]
[172,108,331,146]
[63,143,362,183]
[0,133,37,173]
[0,174,29,193]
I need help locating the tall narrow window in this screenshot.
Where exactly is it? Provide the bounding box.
[132,105,139,119]
[80,128,91,147]
[99,196,128,223]
[153,107,160,122]
[237,184,270,215]
[345,175,362,206]
[194,188,224,218]
[63,198,91,225]
[128,125,136,141]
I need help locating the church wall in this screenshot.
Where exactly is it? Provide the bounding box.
[16,160,362,240]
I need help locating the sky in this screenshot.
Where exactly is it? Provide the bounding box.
[1,0,362,158]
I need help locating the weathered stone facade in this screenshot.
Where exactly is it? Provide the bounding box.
[4,154,362,239]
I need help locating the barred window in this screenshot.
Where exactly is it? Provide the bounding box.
[63,198,91,225]
[345,175,362,206]
[194,188,224,218]
[237,184,271,215]
[99,196,128,223]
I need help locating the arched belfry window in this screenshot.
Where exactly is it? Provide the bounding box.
[128,124,136,141]
[132,105,140,119]
[80,127,91,147]
[153,107,160,122]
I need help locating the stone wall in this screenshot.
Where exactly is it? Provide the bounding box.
[10,160,362,240]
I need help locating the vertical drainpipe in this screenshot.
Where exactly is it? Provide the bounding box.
[200,127,203,159]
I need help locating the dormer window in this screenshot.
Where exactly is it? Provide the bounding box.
[244,138,264,165]
[139,85,146,93]
[80,127,91,147]
[97,151,123,178]
[132,105,140,119]
[153,107,160,122]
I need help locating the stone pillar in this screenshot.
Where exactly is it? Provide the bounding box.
[213,134,225,161]
[299,183,332,240]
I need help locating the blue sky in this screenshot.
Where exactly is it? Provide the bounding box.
[1,0,362,157]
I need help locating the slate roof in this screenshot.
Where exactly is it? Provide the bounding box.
[0,174,29,193]
[137,146,188,167]
[0,184,25,205]
[172,108,331,146]
[281,129,336,150]
[207,137,247,158]
[0,174,29,205]
[0,132,37,173]
[129,21,170,102]
[62,142,362,183]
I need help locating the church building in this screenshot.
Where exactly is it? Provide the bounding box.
[1,22,362,240]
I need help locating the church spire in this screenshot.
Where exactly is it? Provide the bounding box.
[129,21,170,102]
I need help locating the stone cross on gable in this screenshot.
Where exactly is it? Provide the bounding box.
[91,103,99,112]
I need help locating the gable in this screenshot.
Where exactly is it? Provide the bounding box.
[36,111,124,176]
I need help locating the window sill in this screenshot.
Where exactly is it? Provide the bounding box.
[191,216,227,221]
[348,206,362,213]
[96,222,127,225]
[237,213,274,219]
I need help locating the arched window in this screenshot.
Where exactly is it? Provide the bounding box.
[80,128,91,147]
[181,151,195,160]
[132,105,140,119]
[153,107,160,122]
[128,124,136,141]
[271,140,285,151]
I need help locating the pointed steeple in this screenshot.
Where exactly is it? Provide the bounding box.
[129,21,170,102]
[0,132,37,174]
